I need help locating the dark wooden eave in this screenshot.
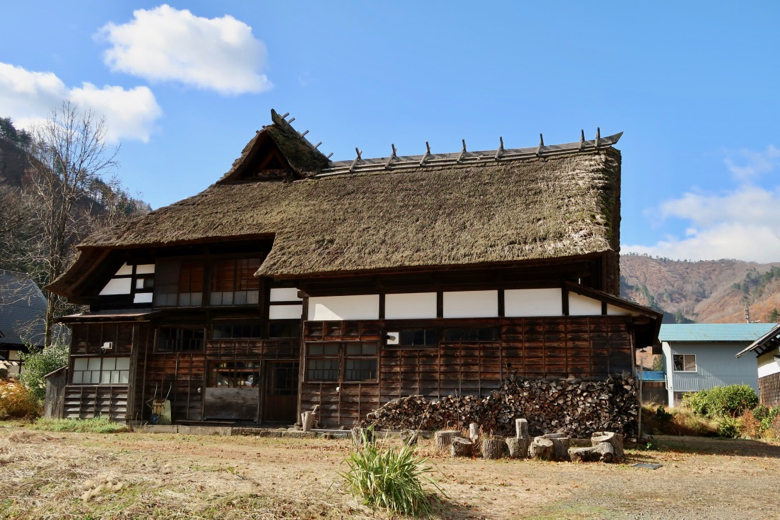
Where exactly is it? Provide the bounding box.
[736,324,780,358]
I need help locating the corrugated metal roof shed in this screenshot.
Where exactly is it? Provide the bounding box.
[660,323,778,343]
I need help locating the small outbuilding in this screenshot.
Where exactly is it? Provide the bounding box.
[661,324,775,407]
[736,324,780,406]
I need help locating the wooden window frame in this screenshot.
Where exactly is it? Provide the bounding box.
[70,323,134,355]
[155,326,206,353]
[71,356,131,385]
[154,255,264,309]
[209,258,262,306]
[305,342,379,383]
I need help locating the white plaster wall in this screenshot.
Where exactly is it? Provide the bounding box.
[309,295,380,321]
[568,293,603,316]
[505,288,561,317]
[99,278,132,295]
[133,293,153,304]
[758,349,780,378]
[443,290,498,319]
[270,304,304,320]
[270,288,302,302]
[607,304,634,316]
[385,293,437,319]
[115,263,133,276]
[135,264,155,275]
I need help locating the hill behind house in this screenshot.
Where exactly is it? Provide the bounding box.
[620,254,780,324]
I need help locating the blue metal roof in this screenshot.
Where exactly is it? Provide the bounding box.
[659,323,778,343]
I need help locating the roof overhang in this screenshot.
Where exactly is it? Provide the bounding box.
[564,281,663,350]
[736,324,780,358]
[57,310,160,324]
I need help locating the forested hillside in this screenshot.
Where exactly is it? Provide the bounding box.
[620,254,780,324]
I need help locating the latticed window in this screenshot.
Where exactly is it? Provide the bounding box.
[443,327,499,342]
[156,327,205,352]
[306,342,378,382]
[72,357,130,385]
[345,343,377,381]
[153,260,204,307]
[399,329,438,347]
[212,322,263,339]
[307,343,339,381]
[210,258,261,306]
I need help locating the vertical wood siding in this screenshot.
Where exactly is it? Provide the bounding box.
[136,338,299,423]
[301,316,634,428]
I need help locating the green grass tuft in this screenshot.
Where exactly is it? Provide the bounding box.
[32,416,129,433]
[340,435,441,517]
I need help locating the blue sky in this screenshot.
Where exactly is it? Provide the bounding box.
[2,2,779,262]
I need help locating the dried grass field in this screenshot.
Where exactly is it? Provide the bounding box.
[2,424,780,519]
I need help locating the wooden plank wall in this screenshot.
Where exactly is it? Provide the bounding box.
[62,385,128,421]
[135,338,299,422]
[302,316,635,428]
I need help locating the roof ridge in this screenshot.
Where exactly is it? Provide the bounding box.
[316,129,622,178]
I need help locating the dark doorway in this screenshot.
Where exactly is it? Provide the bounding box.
[263,361,298,423]
[203,360,260,421]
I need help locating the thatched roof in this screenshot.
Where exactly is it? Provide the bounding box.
[50,111,623,295]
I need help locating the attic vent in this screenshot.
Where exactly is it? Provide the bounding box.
[254,152,289,178]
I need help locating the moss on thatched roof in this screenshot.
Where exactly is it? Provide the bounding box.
[50,113,623,295]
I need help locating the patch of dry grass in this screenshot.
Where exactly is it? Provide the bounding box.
[0,379,40,420]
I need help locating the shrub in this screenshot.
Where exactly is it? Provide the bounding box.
[640,404,718,436]
[0,378,41,419]
[19,342,69,402]
[738,409,764,439]
[340,432,441,516]
[718,417,741,438]
[683,385,758,419]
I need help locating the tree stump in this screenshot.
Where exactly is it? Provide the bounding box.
[516,418,529,439]
[482,438,505,460]
[530,437,555,461]
[469,423,480,443]
[450,437,474,457]
[568,442,615,463]
[591,432,624,460]
[505,437,530,459]
[435,430,461,452]
[542,434,570,461]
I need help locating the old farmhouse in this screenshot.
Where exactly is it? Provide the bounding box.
[47,110,661,428]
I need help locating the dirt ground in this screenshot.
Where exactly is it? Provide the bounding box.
[2,424,780,519]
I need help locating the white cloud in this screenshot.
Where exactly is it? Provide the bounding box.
[0,62,162,143]
[724,145,780,181]
[625,184,780,262]
[98,5,272,95]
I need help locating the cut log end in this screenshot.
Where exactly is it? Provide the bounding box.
[450,437,474,457]
[435,430,462,452]
[482,438,506,460]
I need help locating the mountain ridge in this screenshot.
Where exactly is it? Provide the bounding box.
[620,254,780,324]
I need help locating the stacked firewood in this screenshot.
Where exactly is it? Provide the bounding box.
[363,377,638,439]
